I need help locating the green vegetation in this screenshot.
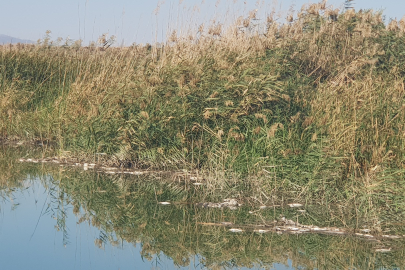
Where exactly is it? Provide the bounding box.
[1,3,405,205]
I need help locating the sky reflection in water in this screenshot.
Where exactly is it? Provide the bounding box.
[0,179,292,270]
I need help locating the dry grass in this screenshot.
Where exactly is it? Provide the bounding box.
[1,2,405,202]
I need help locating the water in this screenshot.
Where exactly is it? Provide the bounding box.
[1,181,153,270]
[0,179,297,270]
[0,146,403,270]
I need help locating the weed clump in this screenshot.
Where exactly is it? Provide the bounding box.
[1,2,405,200]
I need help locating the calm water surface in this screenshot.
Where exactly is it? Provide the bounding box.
[0,177,292,269]
[0,180,179,270]
[0,146,403,269]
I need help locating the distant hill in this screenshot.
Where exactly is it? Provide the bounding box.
[0,34,34,44]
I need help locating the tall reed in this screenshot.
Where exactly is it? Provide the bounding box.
[1,2,405,200]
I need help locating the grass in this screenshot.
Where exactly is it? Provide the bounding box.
[1,2,405,205]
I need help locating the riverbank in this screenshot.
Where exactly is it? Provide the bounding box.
[1,4,405,206]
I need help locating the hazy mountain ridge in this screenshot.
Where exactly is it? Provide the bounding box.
[0,34,34,44]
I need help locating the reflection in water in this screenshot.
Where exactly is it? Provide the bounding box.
[0,180,187,270]
[0,146,403,270]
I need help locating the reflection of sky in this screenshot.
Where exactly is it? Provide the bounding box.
[0,179,292,270]
[0,180,179,270]
[271,261,294,270]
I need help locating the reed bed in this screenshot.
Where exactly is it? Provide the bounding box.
[1,2,405,203]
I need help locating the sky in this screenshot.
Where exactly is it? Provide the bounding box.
[0,0,404,46]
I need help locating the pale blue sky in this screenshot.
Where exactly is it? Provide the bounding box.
[0,0,403,45]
